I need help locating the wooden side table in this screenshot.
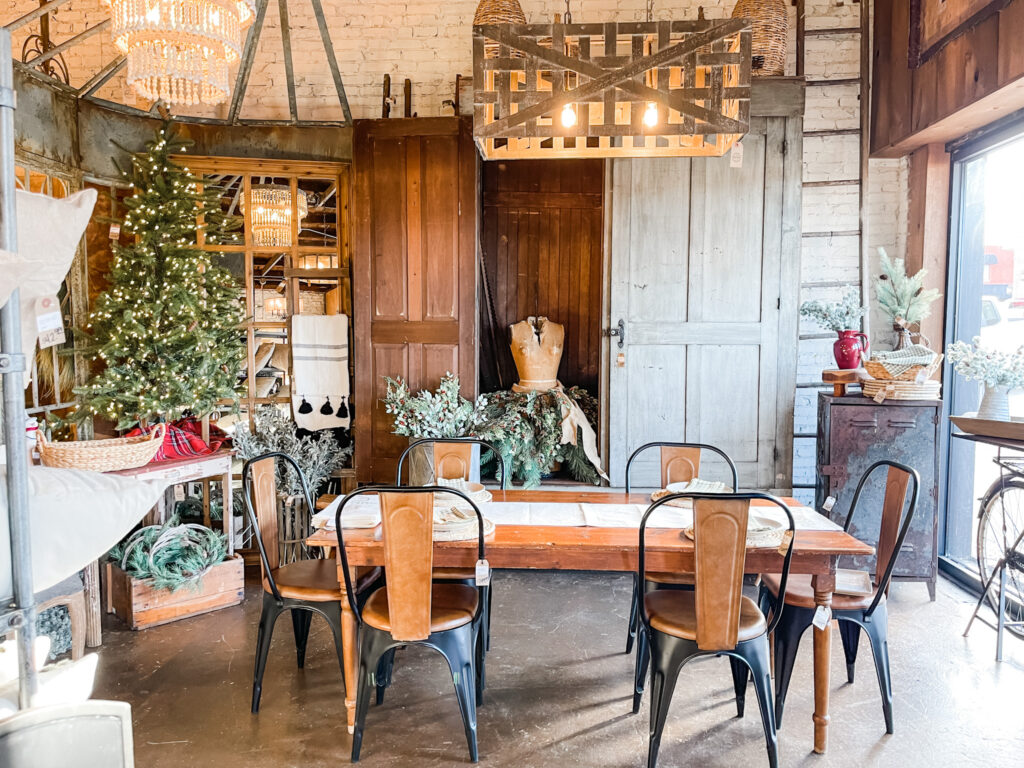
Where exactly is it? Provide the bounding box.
[86,450,236,647]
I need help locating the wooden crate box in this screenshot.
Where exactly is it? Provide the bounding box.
[105,555,245,630]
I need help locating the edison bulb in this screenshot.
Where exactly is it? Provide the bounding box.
[643,102,658,127]
[561,103,577,128]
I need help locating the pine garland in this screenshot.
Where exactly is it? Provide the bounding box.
[72,120,246,430]
[108,516,228,592]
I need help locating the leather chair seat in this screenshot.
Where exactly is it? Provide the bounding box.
[433,567,477,581]
[263,559,344,601]
[362,584,478,634]
[761,573,882,612]
[646,571,695,586]
[645,590,767,643]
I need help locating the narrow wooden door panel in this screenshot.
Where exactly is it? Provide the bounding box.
[623,345,687,488]
[692,345,761,463]
[355,118,477,482]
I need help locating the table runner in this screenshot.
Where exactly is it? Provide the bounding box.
[312,494,841,533]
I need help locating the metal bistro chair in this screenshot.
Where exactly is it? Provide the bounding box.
[760,459,919,734]
[336,486,488,763]
[242,452,380,714]
[634,491,796,768]
[624,442,740,655]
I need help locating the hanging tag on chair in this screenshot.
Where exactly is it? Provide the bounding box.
[475,559,491,586]
[812,604,832,631]
[823,495,836,512]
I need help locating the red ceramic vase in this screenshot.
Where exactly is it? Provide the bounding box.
[833,329,869,370]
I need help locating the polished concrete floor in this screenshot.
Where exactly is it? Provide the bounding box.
[92,571,1024,767]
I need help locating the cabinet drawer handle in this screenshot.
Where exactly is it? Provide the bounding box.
[851,419,878,428]
[888,419,917,429]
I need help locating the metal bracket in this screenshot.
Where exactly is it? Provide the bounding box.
[0,352,26,372]
[604,318,625,349]
[0,607,26,635]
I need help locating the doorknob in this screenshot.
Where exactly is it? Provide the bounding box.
[604,319,625,349]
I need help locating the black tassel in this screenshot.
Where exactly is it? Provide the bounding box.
[337,396,349,419]
[297,396,313,415]
[320,397,333,415]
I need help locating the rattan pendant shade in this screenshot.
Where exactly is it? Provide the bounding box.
[732,0,787,77]
[473,0,526,25]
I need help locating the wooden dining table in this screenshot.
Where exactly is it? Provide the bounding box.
[307,489,874,754]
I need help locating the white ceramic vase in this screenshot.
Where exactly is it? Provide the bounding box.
[977,384,1010,422]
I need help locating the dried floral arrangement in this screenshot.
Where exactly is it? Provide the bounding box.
[384,373,488,439]
[875,248,941,329]
[799,289,865,332]
[233,405,349,496]
[946,338,1024,390]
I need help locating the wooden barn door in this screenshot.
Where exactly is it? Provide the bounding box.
[353,118,478,483]
[607,116,800,490]
[479,159,604,394]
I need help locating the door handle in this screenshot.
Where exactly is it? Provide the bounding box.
[604,318,625,349]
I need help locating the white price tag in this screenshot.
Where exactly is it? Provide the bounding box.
[35,296,65,349]
[730,141,744,168]
[823,495,836,512]
[812,604,831,631]
[173,485,185,502]
[108,223,121,240]
[872,388,888,403]
[914,369,928,384]
[475,558,491,587]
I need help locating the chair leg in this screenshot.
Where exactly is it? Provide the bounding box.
[772,605,810,728]
[475,620,486,703]
[626,573,640,654]
[633,625,651,714]
[861,607,895,734]
[485,583,493,652]
[375,648,397,705]
[352,629,391,763]
[291,609,313,669]
[737,638,779,768]
[838,618,861,684]
[647,632,692,768]
[729,656,748,718]
[434,624,480,763]
[251,593,283,714]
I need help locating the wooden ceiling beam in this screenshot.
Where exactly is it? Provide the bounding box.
[229,0,269,124]
[309,0,352,123]
[277,0,298,123]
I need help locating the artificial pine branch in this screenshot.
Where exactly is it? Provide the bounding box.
[874,248,941,328]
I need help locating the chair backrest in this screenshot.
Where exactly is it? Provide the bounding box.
[843,460,919,614]
[625,441,739,493]
[334,486,487,640]
[242,452,317,598]
[0,700,135,767]
[638,491,795,652]
[379,491,436,641]
[396,437,509,488]
[693,497,750,651]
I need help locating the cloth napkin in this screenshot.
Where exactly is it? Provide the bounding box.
[870,344,937,377]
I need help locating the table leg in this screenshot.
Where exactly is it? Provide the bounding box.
[811,572,835,754]
[341,564,358,733]
[222,471,234,555]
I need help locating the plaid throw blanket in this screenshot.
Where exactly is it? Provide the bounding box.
[871,344,937,377]
[126,418,230,462]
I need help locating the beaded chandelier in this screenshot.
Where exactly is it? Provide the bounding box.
[107,0,256,105]
[246,185,309,248]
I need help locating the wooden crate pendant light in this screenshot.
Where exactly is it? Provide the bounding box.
[472,19,752,160]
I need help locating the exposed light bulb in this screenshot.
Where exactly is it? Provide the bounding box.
[561,103,577,128]
[643,102,658,127]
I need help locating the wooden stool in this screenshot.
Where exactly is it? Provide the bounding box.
[822,369,864,397]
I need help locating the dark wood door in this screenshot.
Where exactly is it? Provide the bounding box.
[353,118,478,483]
[479,159,604,394]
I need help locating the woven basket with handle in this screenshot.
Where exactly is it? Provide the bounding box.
[37,423,166,472]
[863,353,943,382]
[732,0,788,77]
[473,0,526,25]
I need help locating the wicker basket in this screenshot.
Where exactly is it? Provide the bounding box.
[863,353,943,382]
[732,0,788,77]
[37,423,166,472]
[861,379,941,402]
[473,0,526,25]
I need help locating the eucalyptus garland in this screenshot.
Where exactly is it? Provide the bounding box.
[108,516,228,592]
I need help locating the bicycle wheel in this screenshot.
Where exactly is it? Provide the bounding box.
[976,477,1024,640]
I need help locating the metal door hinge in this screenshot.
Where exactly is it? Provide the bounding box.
[604,318,625,349]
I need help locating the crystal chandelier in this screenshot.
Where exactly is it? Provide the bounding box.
[245,185,309,248]
[106,0,256,106]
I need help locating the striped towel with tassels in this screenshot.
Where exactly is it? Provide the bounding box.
[290,314,351,431]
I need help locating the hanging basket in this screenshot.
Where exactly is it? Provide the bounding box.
[473,0,526,25]
[37,423,166,472]
[732,0,788,77]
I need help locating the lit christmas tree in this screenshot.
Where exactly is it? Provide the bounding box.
[74,121,246,431]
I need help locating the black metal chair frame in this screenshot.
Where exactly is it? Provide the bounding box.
[634,491,796,768]
[335,485,488,763]
[243,451,348,715]
[396,437,510,489]
[759,459,919,735]
[624,442,740,655]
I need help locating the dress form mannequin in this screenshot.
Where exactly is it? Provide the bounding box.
[510,316,563,392]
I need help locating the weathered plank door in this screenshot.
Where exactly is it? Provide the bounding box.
[353,118,477,483]
[607,116,800,490]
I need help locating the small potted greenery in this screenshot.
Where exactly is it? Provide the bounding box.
[946,338,1024,421]
[800,289,868,369]
[874,248,941,350]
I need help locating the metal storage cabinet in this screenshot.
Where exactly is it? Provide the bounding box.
[816,393,940,600]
